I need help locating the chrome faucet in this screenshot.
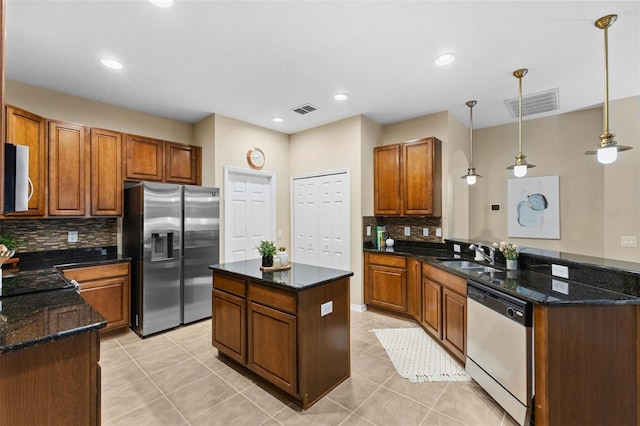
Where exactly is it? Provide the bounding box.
[469,243,496,265]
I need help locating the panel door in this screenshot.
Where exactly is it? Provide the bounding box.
[442,287,466,361]
[212,289,246,364]
[422,277,442,339]
[48,120,87,216]
[403,138,434,215]
[5,106,46,217]
[318,173,349,270]
[165,142,197,184]
[79,276,129,333]
[369,265,407,312]
[373,144,401,215]
[125,134,164,181]
[224,168,275,263]
[90,128,122,216]
[293,177,319,266]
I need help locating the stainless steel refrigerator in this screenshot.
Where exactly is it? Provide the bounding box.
[123,182,219,337]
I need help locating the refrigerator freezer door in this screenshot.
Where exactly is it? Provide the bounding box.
[183,185,220,323]
[142,182,182,335]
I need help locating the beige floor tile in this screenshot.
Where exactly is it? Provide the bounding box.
[382,374,448,407]
[148,357,213,394]
[165,373,239,421]
[326,374,379,411]
[340,413,377,426]
[115,329,145,346]
[350,351,396,385]
[135,344,193,375]
[363,342,389,359]
[190,393,271,426]
[259,418,285,426]
[431,384,504,426]
[104,396,186,426]
[102,376,164,423]
[242,383,290,416]
[355,386,431,426]
[101,346,133,367]
[420,409,467,426]
[101,335,121,352]
[215,364,255,391]
[123,333,174,359]
[192,349,229,372]
[274,397,351,426]
[102,359,146,393]
[165,322,210,345]
[179,334,217,358]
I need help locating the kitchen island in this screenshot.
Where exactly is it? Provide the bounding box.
[210,259,353,409]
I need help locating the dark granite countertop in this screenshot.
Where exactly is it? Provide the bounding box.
[209,259,353,291]
[0,288,106,354]
[364,243,640,306]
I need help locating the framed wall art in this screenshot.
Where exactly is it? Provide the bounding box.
[507,175,560,239]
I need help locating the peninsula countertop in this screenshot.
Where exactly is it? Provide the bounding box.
[209,259,353,291]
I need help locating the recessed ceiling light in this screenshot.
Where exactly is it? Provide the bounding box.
[272,117,284,123]
[334,93,349,101]
[100,58,123,70]
[435,54,455,66]
[149,0,173,7]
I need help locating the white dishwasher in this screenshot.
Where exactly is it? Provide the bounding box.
[466,280,533,426]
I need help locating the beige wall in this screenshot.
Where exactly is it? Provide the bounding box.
[194,114,216,187]
[289,115,366,306]
[361,117,383,217]
[213,114,291,262]
[5,80,194,144]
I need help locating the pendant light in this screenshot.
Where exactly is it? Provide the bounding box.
[507,68,535,177]
[461,100,481,185]
[585,14,632,164]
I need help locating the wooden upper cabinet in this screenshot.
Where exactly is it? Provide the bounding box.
[91,128,123,216]
[374,137,442,216]
[125,134,164,181]
[165,142,198,184]
[403,138,441,216]
[4,105,47,217]
[373,144,402,215]
[48,120,88,216]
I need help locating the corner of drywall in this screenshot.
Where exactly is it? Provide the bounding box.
[447,111,471,240]
[194,114,216,187]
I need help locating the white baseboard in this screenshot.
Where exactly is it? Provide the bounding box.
[350,303,367,312]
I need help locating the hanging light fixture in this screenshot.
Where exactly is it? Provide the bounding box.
[585,14,632,164]
[507,68,536,177]
[461,100,481,185]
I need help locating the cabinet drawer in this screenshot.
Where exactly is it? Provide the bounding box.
[63,262,130,282]
[368,253,407,269]
[248,283,296,315]
[213,274,246,297]
[422,264,466,296]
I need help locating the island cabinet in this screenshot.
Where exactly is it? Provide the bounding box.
[364,252,408,313]
[4,105,47,217]
[373,137,442,216]
[421,264,466,362]
[62,262,131,335]
[211,265,351,409]
[533,304,639,426]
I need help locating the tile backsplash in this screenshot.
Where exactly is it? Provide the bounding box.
[363,216,443,244]
[0,218,117,252]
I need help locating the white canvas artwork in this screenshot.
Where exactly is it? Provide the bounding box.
[507,176,560,239]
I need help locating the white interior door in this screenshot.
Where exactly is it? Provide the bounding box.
[224,167,276,263]
[292,170,350,270]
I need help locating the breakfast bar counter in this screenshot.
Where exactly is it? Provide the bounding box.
[210,260,353,409]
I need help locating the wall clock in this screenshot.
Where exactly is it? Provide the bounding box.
[247,147,265,170]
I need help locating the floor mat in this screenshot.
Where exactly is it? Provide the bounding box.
[371,327,471,383]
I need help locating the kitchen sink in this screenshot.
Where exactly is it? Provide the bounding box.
[439,260,501,273]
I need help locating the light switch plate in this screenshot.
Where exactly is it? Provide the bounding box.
[435,228,442,237]
[366,226,371,236]
[423,228,429,237]
[551,264,569,279]
[404,227,410,236]
[453,244,461,253]
[67,231,78,243]
[321,301,333,317]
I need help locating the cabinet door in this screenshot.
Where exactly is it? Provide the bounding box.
[165,142,197,184]
[125,134,164,181]
[48,121,87,216]
[402,138,441,216]
[373,144,402,215]
[247,301,297,396]
[79,276,129,334]
[422,277,442,339]
[407,258,422,320]
[90,128,122,216]
[4,106,46,217]
[368,265,407,312]
[442,287,466,361]
[212,289,246,364]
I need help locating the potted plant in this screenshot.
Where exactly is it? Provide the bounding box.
[257,240,277,267]
[0,233,20,252]
[494,241,519,270]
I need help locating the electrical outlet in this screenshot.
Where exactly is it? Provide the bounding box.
[454,244,461,253]
[551,279,570,295]
[321,301,333,317]
[67,231,78,243]
[422,228,429,237]
[435,228,442,237]
[621,236,638,247]
[277,229,283,238]
[404,227,410,236]
[551,264,569,279]
[366,226,371,236]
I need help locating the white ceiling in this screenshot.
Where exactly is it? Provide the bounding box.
[5,1,640,135]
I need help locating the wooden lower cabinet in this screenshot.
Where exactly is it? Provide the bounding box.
[441,287,466,360]
[212,271,350,409]
[421,276,442,338]
[364,252,408,313]
[0,330,101,425]
[62,262,130,335]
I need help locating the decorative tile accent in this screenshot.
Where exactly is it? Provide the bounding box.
[0,218,117,252]
[363,216,443,244]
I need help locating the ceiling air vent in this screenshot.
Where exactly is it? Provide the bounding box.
[292,104,318,115]
[504,88,559,118]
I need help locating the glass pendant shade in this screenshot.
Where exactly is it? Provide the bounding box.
[466,174,477,185]
[513,164,528,177]
[461,100,482,185]
[585,14,632,163]
[507,69,535,177]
